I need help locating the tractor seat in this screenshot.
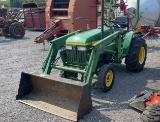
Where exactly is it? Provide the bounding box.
[113,16,129,35]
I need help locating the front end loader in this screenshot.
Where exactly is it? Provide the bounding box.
[16,0,147,121]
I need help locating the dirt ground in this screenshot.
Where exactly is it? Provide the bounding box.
[0,31,160,122]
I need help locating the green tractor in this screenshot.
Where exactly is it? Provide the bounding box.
[16,0,146,121]
[42,27,146,92]
[42,0,146,92]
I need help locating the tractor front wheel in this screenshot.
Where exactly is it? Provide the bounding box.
[97,64,115,92]
[9,22,25,39]
[125,37,147,72]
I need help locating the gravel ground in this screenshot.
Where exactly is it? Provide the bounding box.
[0,31,160,122]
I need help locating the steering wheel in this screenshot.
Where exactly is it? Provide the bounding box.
[109,20,121,28]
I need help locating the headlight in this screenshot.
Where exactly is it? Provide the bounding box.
[65,45,72,50]
[77,46,87,51]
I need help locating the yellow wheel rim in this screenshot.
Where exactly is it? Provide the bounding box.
[105,70,113,87]
[139,47,145,64]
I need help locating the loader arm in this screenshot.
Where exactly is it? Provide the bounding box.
[34,20,62,43]
[85,31,121,84]
[42,30,82,74]
[43,30,121,85]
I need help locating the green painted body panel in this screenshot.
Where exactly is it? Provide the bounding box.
[122,31,134,55]
[122,30,141,55]
[66,28,111,46]
[42,30,81,74]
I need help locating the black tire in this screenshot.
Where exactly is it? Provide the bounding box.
[9,22,25,39]
[2,28,10,37]
[141,104,160,122]
[125,37,147,72]
[97,64,115,92]
[60,71,78,79]
[60,71,67,78]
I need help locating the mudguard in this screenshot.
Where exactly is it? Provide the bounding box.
[122,31,134,55]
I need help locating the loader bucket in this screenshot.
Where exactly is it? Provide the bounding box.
[16,72,92,121]
[130,91,154,111]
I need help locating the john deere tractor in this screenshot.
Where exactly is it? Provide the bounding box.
[41,0,146,92]
[16,0,146,121]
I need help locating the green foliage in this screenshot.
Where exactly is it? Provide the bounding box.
[0,2,2,8]
[10,0,46,8]
[3,0,10,7]
[0,0,10,8]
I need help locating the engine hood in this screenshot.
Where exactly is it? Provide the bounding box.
[66,28,111,46]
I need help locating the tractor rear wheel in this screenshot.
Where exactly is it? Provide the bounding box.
[97,64,115,92]
[125,37,147,72]
[2,28,10,37]
[9,22,25,39]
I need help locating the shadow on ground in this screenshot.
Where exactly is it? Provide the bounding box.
[91,64,160,112]
[0,37,31,43]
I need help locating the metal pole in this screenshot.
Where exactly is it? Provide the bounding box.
[133,0,140,30]
[101,0,104,39]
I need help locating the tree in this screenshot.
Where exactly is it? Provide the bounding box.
[3,0,10,8]
[10,0,22,7]
[0,1,3,8]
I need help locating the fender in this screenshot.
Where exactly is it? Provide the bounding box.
[122,31,134,55]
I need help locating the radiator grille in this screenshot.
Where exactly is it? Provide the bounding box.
[66,50,87,65]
